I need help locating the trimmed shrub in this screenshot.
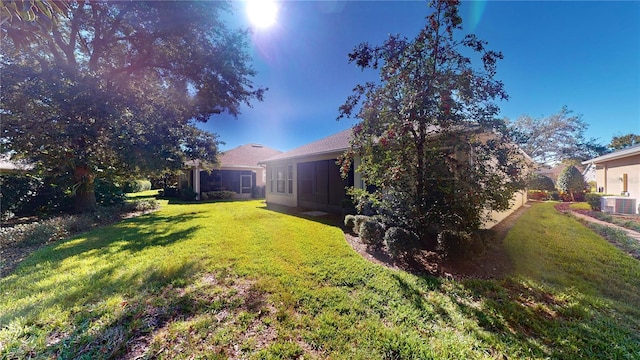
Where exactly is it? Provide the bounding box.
[585,193,602,211]
[528,190,548,201]
[125,199,159,212]
[178,187,198,201]
[344,214,356,232]
[528,173,555,191]
[557,166,585,201]
[122,179,151,193]
[161,187,178,198]
[204,191,236,200]
[384,227,419,258]
[549,191,560,201]
[436,230,483,260]
[353,215,370,235]
[359,218,384,247]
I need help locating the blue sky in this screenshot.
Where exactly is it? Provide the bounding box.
[201,1,640,152]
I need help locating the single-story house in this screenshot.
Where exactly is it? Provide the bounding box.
[182,144,282,199]
[582,163,596,184]
[583,144,640,214]
[260,128,531,229]
[535,163,588,185]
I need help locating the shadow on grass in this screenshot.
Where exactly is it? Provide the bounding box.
[0,211,204,327]
[162,197,263,205]
[256,203,342,228]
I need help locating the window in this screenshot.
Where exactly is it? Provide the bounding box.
[277,166,285,193]
[269,164,293,194]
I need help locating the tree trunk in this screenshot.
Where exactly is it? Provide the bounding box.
[73,166,97,213]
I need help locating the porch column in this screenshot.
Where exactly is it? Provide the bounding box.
[193,166,201,200]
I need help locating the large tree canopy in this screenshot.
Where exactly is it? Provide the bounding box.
[508,106,607,165]
[609,133,640,151]
[1,1,265,211]
[338,0,528,243]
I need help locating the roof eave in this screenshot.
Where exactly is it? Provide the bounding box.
[582,147,640,165]
[259,147,349,165]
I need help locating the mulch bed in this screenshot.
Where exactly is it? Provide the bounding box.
[343,205,532,280]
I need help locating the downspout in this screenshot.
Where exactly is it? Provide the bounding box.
[194,164,201,200]
[603,164,607,194]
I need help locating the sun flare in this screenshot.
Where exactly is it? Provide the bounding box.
[246,0,278,29]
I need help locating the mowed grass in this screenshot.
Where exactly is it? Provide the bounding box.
[1,201,639,359]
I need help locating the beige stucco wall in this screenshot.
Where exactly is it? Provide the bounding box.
[265,153,363,209]
[264,159,297,208]
[482,190,528,229]
[595,154,640,205]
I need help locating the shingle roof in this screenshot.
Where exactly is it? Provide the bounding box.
[261,128,353,163]
[219,144,282,167]
[582,143,640,164]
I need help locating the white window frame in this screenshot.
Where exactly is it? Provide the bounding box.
[269,164,294,195]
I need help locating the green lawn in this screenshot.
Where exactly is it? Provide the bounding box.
[1,201,639,359]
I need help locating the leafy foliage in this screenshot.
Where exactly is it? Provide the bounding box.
[384,227,419,258]
[556,166,585,201]
[94,179,126,207]
[508,106,608,165]
[338,0,527,245]
[0,174,41,216]
[358,218,384,247]
[527,173,555,191]
[609,133,640,150]
[528,190,549,201]
[436,230,483,259]
[0,199,159,249]
[1,1,264,212]
[585,193,602,211]
[200,191,236,201]
[123,180,152,194]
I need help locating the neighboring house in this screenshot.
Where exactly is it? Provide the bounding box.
[535,163,587,185]
[582,163,596,184]
[261,128,531,229]
[260,129,357,214]
[583,144,640,214]
[183,144,282,199]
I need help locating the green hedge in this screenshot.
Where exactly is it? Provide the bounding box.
[123,179,152,193]
[201,191,236,201]
[585,193,602,211]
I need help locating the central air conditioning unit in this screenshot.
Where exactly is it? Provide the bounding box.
[601,196,637,215]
